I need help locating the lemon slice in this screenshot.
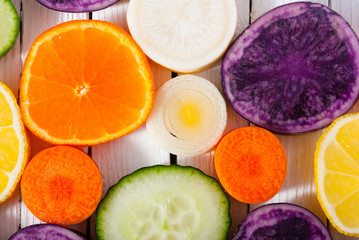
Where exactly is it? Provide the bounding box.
[315,113,359,236]
[126,0,237,73]
[0,82,29,203]
[146,75,227,157]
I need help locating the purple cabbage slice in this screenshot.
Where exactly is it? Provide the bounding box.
[222,2,359,133]
[9,224,88,240]
[233,203,332,240]
[35,0,120,13]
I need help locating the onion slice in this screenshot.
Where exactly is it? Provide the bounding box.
[146,75,227,157]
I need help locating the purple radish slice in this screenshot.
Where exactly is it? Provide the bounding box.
[222,2,359,134]
[233,203,332,240]
[9,224,88,240]
[35,0,119,13]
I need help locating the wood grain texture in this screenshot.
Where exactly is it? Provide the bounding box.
[20,0,89,234]
[177,1,250,239]
[251,0,328,20]
[331,0,359,115]
[249,0,329,226]
[90,1,171,239]
[0,1,22,238]
[327,1,359,239]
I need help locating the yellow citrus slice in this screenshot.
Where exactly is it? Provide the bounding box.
[0,81,29,204]
[315,113,359,236]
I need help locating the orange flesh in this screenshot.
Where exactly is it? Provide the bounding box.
[214,127,287,204]
[21,146,102,225]
[21,21,154,145]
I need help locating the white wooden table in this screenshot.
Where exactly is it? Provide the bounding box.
[0,0,358,239]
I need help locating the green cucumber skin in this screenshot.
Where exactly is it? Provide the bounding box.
[0,0,19,58]
[95,165,231,240]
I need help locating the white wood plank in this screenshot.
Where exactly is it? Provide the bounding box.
[249,0,329,226]
[251,0,328,21]
[331,0,359,114]
[90,1,172,239]
[177,1,250,239]
[0,1,22,239]
[327,1,359,239]
[20,0,89,234]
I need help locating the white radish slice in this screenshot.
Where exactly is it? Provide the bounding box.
[126,0,237,73]
[146,75,227,156]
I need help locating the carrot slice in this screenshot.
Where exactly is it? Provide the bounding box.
[214,127,287,204]
[21,146,102,225]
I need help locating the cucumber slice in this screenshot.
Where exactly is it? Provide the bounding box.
[96,165,231,240]
[0,0,19,58]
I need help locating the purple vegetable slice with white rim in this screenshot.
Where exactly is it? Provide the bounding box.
[233,203,332,240]
[222,2,359,133]
[35,0,119,12]
[9,224,88,240]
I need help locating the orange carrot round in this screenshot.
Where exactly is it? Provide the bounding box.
[214,127,287,204]
[21,146,102,225]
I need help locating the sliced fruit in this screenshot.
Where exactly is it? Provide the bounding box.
[36,0,119,13]
[9,224,88,240]
[127,0,237,73]
[146,74,227,157]
[222,2,359,133]
[214,127,287,204]
[21,146,102,225]
[20,20,154,146]
[315,113,359,235]
[95,165,231,240]
[0,0,19,58]
[233,203,332,240]
[0,81,29,204]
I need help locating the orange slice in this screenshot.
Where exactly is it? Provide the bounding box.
[20,20,154,146]
[0,81,30,204]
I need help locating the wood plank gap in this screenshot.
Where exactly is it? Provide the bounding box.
[18,0,23,231]
[328,0,332,8]
[18,196,22,230]
[249,0,253,24]
[88,146,92,157]
[89,12,93,20]
[171,72,178,78]
[17,0,23,101]
[86,215,91,238]
[170,153,177,165]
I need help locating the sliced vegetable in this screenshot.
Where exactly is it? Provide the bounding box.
[0,0,19,58]
[20,20,154,146]
[21,146,102,225]
[35,0,120,13]
[233,203,332,240]
[127,0,237,73]
[214,127,287,204]
[222,2,359,133]
[146,74,227,157]
[315,113,359,235]
[0,81,30,204]
[96,165,231,240]
[9,224,88,240]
